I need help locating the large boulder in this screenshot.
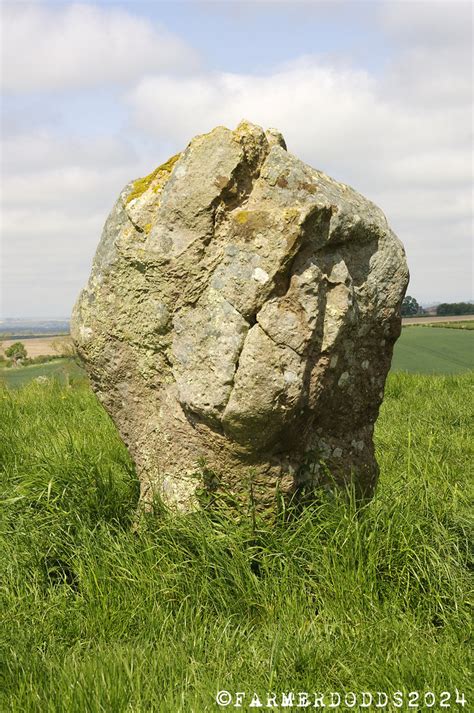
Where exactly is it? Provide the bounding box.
[72,121,409,513]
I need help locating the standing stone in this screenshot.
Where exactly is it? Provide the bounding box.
[71,121,409,513]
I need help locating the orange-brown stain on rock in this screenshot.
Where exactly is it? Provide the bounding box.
[297,182,317,194]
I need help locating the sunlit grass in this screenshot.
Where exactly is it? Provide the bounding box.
[1,373,473,711]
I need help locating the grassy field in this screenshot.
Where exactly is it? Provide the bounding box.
[1,372,472,711]
[422,321,474,331]
[391,326,474,374]
[0,359,84,389]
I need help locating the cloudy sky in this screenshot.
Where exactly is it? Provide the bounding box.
[1,0,472,318]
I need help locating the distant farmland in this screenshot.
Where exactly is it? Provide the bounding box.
[402,314,474,325]
[0,335,73,359]
[392,326,474,374]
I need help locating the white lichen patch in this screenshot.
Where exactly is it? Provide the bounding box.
[161,472,200,513]
[361,359,369,369]
[79,325,93,342]
[333,447,343,458]
[252,267,270,284]
[174,164,187,179]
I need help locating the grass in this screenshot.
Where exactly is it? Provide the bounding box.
[0,359,84,389]
[1,372,472,711]
[423,321,474,331]
[391,326,474,374]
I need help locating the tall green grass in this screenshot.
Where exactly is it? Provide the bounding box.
[1,373,473,712]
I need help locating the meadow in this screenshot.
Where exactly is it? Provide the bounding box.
[0,358,84,389]
[1,358,473,710]
[391,326,473,374]
[415,321,474,331]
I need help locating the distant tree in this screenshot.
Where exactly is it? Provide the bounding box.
[437,302,474,316]
[5,341,27,365]
[401,295,421,317]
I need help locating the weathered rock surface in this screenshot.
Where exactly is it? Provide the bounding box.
[71,121,409,513]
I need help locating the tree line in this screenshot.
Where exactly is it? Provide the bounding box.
[436,302,474,316]
[401,297,474,317]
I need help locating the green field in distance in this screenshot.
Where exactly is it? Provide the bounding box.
[0,358,84,389]
[392,326,474,374]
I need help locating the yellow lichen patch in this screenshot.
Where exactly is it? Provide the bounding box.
[125,153,181,206]
[231,209,273,243]
[144,223,152,235]
[283,207,302,223]
[234,210,250,224]
[234,120,256,137]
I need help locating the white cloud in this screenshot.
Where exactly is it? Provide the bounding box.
[0,129,156,318]
[1,132,137,173]
[380,0,472,49]
[2,165,132,214]
[382,45,472,109]
[379,2,472,109]
[1,2,199,91]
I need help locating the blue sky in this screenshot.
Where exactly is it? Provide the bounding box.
[1,0,472,317]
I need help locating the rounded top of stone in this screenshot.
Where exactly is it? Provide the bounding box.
[233,120,287,151]
[265,127,287,150]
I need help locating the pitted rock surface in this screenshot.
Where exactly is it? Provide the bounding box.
[72,121,409,512]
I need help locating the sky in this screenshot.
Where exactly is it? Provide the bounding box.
[1,0,472,318]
